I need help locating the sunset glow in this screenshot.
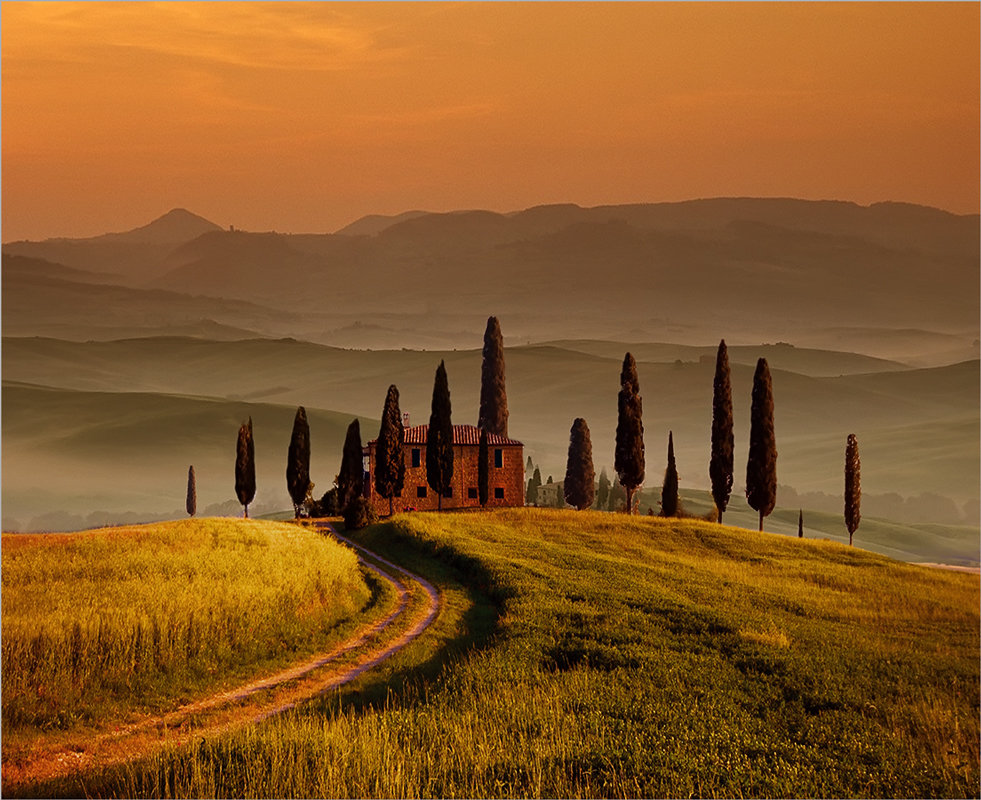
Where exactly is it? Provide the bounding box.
[2,1,978,240]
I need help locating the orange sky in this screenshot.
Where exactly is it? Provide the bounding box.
[2,1,978,240]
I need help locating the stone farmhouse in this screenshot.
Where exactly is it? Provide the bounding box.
[364,423,524,515]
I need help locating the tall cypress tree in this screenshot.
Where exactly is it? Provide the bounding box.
[661,431,679,517]
[798,508,804,538]
[286,406,310,518]
[338,419,365,512]
[186,465,196,517]
[710,339,734,523]
[427,360,454,511]
[746,358,777,532]
[375,386,405,516]
[478,316,509,437]
[478,428,489,507]
[235,417,256,518]
[564,418,595,511]
[526,466,542,506]
[845,433,861,546]
[615,352,645,514]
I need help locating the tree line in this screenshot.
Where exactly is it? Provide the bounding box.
[183,320,860,543]
[560,340,861,544]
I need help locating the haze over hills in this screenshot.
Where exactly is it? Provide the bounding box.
[2,197,978,564]
[4,198,977,360]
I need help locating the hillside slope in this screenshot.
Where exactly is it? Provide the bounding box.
[76,509,980,799]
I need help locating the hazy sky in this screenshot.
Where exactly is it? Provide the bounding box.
[2,1,978,241]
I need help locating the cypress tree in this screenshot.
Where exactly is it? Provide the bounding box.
[478,316,509,437]
[235,417,256,518]
[186,465,196,517]
[746,358,777,532]
[564,418,595,511]
[526,465,542,506]
[608,473,626,511]
[427,360,454,511]
[375,385,406,516]
[338,419,364,513]
[661,431,679,517]
[286,407,310,518]
[845,433,861,546]
[798,508,804,538]
[596,467,611,511]
[615,352,645,514]
[710,339,734,523]
[478,428,489,507]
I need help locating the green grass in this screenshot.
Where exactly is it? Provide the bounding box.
[1,518,373,735]
[64,509,978,798]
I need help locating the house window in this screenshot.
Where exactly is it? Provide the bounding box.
[443,488,453,498]
[494,487,505,499]
[411,449,421,468]
[467,487,478,499]
[417,486,427,498]
[494,448,503,468]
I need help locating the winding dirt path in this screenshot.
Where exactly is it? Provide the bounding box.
[1,523,440,793]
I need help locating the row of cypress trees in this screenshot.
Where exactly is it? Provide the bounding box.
[217,316,511,521]
[561,339,860,542]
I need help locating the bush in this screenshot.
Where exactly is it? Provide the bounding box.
[312,488,340,518]
[343,497,378,531]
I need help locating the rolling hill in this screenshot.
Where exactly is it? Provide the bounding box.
[3,335,977,546]
[1,381,378,531]
[4,199,977,359]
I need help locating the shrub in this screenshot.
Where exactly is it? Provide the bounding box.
[343,497,378,531]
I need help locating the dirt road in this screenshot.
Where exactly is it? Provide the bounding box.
[1,523,440,792]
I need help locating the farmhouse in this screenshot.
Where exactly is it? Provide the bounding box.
[364,424,524,514]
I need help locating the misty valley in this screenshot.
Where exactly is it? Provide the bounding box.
[2,199,978,566]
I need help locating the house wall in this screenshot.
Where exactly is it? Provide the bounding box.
[366,442,524,515]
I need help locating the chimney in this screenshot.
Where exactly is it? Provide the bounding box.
[403,412,410,429]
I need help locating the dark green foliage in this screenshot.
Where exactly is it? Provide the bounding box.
[427,360,454,511]
[185,465,196,517]
[661,432,679,517]
[478,428,489,507]
[595,467,611,511]
[319,487,340,517]
[564,418,595,511]
[615,352,645,514]
[799,508,804,538]
[342,496,377,531]
[845,433,861,545]
[526,466,542,506]
[608,473,627,512]
[338,419,364,513]
[478,316,508,437]
[235,417,256,518]
[374,385,406,516]
[286,407,310,518]
[710,339,734,523]
[746,358,777,531]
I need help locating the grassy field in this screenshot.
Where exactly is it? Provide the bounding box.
[1,519,373,739]
[60,509,979,799]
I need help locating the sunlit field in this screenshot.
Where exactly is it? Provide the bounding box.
[1,518,370,735]
[65,509,978,799]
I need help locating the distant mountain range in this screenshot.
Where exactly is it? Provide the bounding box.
[3,198,978,358]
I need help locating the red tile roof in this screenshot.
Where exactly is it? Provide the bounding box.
[369,424,522,447]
